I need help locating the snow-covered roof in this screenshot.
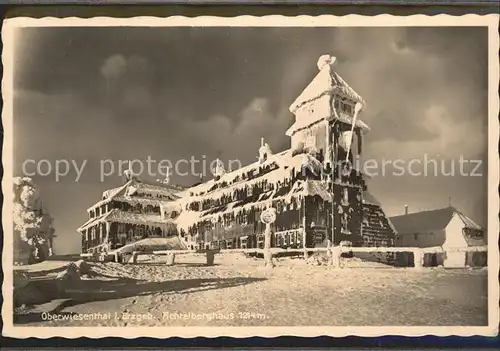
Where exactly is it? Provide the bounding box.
[77,209,116,232]
[390,206,483,236]
[78,208,176,232]
[184,149,304,199]
[87,180,182,212]
[286,56,369,137]
[89,181,132,211]
[175,179,331,232]
[104,209,176,227]
[289,55,366,114]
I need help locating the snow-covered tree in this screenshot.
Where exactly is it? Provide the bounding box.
[13,177,55,264]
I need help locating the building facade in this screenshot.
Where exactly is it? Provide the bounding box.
[79,55,397,256]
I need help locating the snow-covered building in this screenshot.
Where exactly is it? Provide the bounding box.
[391,206,487,267]
[176,55,395,251]
[78,55,397,255]
[78,174,184,254]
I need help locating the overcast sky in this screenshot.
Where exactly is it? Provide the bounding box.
[13,26,488,254]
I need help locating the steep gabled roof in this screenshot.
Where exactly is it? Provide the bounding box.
[78,208,177,233]
[289,63,366,114]
[286,56,369,137]
[390,206,483,237]
[390,207,456,235]
[87,179,182,212]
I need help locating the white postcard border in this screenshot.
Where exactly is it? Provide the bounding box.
[2,14,499,339]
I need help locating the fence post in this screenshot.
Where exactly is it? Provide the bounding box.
[331,245,342,268]
[303,229,308,259]
[263,224,274,268]
[206,250,215,266]
[166,253,176,266]
[413,249,423,269]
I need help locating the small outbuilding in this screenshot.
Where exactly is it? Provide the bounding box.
[390,206,487,268]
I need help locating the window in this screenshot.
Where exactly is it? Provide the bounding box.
[257,235,264,249]
[345,104,352,114]
[276,234,282,247]
[240,237,248,249]
[314,233,323,245]
[136,226,144,237]
[117,223,126,235]
[247,186,253,197]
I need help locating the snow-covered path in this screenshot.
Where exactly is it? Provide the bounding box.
[14,254,488,326]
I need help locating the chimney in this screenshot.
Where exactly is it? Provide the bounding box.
[404,205,408,215]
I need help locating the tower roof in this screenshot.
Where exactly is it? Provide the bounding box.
[289,55,366,114]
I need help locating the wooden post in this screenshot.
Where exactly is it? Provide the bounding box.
[166,253,176,266]
[206,250,215,266]
[264,223,274,268]
[261,207,276,269]
[302,197,308,259]
[302,228,308,259]
[413,249,423,269]
[331,243,342,268]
